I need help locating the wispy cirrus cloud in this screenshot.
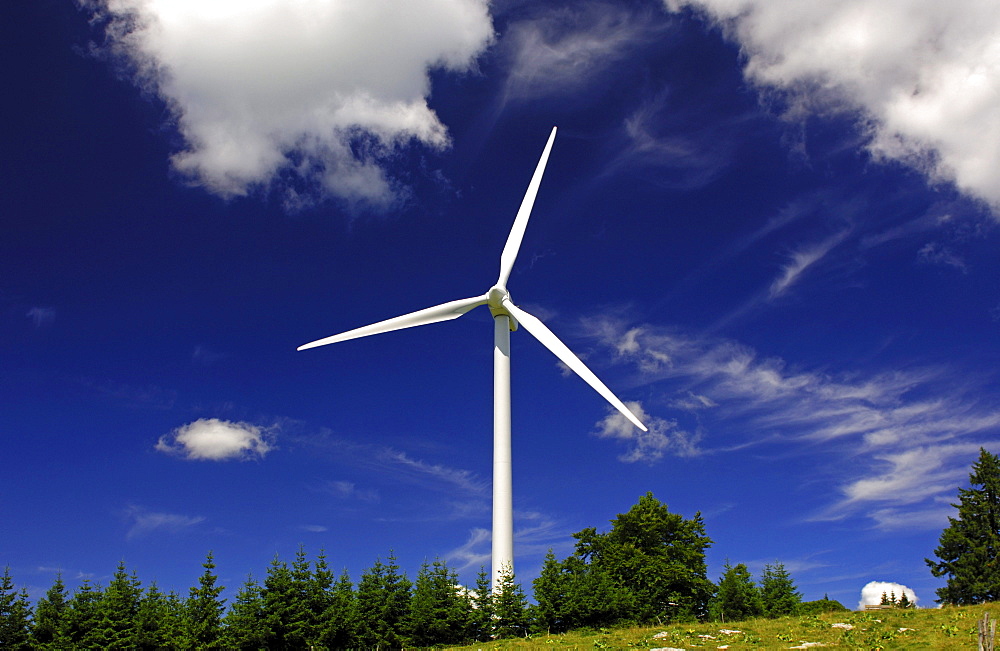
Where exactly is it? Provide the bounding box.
[124,505,205,540]
[584,316,1000,529]
[769,230,850,298]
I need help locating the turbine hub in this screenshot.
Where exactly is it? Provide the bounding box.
[487,285,517,330]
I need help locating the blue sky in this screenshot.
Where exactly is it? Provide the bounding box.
[4,0,1000,610]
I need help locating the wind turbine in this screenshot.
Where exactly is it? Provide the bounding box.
[298,127,647,590]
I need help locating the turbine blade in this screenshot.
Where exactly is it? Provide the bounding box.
[298,295,488,351]
[502,299,647,431]
[497,126,558,288]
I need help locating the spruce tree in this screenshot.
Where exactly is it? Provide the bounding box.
[532,550,567,633]
[318,569,356,649]
[469,566,493,642]
[185,551,225,648]
[926,447,1000,604]
[66,579,105,648]
[222,575,269,650]
[709,562,763,623]
[493,565,529,639]
[95,560,142,649]
[136,582,184,650]
[356,552,411,648]
[261,554,296,649]
[409,559,470,645]
[0,568,33,650]
[759,562,801,617]
[33,573,71,649]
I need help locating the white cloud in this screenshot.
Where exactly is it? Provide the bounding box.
[594,400,702,462]
[858,580,920,610]
[381,449,488,494]
[81,0,493,208]
[26,307,55,328]
[663,0,1000,213]
[125,505,205,540]
[499,3,662,102]
[586,317,1000,528]
[156,417,273,461]
[918,242,969,273]
[324,479,379,503]
[769,231,849,298]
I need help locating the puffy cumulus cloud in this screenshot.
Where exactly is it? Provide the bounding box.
[81,0,493,208]
[594,401,702,462]
[664,0,1000,213]
[156,417,273,461]
[859,580,920,609]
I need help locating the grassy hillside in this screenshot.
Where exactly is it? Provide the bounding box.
[444,602,998,649]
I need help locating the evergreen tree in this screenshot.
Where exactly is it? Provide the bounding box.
[559,555,632,630]
[136,582,184,650]
[222,575,269,650]
[759,562,801,617]
[879,591,890,606]
[898,591,913,608]
[32,573,71,649]
[261,554,296,648]
[355,552,411,648]
[469,566,493,643]
[185,551,225,648]
[0,568,33,650]
[572,492,714,622]
[285,545,316,647]
[66,579,105,649]
[95,560,142,649]
[318,569,356,650]
[532,550,567,633]
[927,448,1000,604]
[409,559,470,646]
[492,564,529,639]
[709,562,763,623]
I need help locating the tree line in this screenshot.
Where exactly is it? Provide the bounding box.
[2,492,827,649]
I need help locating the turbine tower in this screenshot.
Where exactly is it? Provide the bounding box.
[298,127,647,590]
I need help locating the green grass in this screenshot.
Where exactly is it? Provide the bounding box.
[442,603,998,649]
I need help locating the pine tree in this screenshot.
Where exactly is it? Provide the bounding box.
[0,568,33,650]
[709,562,763,623]
[222,575,269,650]
[32,573,71,649]
[185,551,225,648]
[759,562,801,618]
[493,564,529,639]
[898,591,913,609]
[927,448,1000,604]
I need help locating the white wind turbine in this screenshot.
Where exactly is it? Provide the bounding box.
[298,127,647,590]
